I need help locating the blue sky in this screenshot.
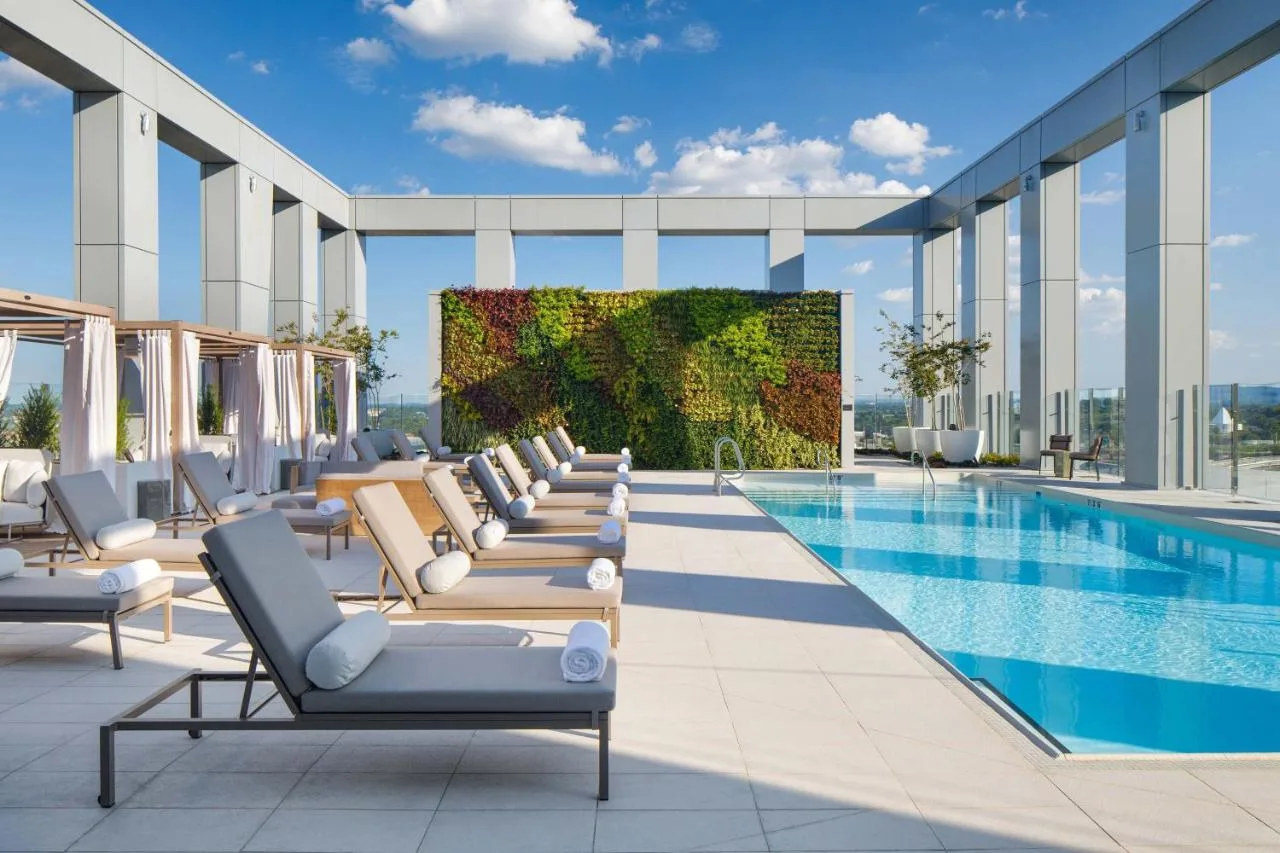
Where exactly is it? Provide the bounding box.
[0,0,1277,399]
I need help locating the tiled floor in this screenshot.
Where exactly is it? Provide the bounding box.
[2,471,1280,851]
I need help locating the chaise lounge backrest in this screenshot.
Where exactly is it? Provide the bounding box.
[417,428,442,456]
[495,444,534,496]
[546,432,572,463]
[531,436,561,470]
[352,482,429,599]
[424,467,483,554]
[201,512,344,700]
[44,471,130,561]
[555,426,576,453]
[178,452,238,517]
[389,430,421,461]
[519,439,551,479]
[466,454,514,520]
[352,429,400,462]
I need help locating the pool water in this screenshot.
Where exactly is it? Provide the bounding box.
[745,481,1280,754]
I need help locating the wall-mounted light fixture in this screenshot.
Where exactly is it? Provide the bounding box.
[139,111,150,136]
[248,175,257,193]
[1022,174,1034,193]
[1132,109,1147,132]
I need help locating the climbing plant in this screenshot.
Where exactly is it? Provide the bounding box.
[440,287,841,469]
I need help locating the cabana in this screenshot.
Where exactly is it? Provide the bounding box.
[116,321,272,513]
[270,342,358,491]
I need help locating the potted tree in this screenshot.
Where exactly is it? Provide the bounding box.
[936,332,993,463]
[877,312,944,458]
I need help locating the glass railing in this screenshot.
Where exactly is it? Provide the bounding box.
[1206,383,1280,500]
[1077,387,1125,478]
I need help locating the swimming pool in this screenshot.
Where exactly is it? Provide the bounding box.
[744,480,1280,754]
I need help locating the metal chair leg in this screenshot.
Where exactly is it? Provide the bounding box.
[98,725,116,807]
[597,713,610,801]
[108,614,123,670]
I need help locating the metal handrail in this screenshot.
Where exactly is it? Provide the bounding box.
[713,437,745,496]
[816,447,834,488]
[910,449,937,497]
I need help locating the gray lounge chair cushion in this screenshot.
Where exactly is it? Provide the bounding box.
[411,570,622,611]
[531,436,562,470]
[179,451,237,513]
[506,508,622,532]
[471,533,625,564]
[390,431,421,460]
[466,455,514,519]
[44,471,130,561]
[0,575,173,612]
[495,444,534,495]
[351,434,380,462]
[202,512,344,698]
[299,646,617,714]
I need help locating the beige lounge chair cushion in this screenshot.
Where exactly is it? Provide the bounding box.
[424,467,485,553]
[298,645,617,714]
[471,533,625,563]
[98,536,205,564]
[0,575,173,612]
[411,570,622,610]
[555,427,627,465]
[352,482,433,598]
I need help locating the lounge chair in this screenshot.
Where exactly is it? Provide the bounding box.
[352,481,621,640]
[417,428,472,463]
[423,467,625,571]
[520,439,620,492]
[177,452,352,560]
[42,471,205,572]
[0,564,172,669]
[389,429,427,460]
[1038,434,1072,475]
[555,426,628,466]
[97,511,617,806]
[1070,435,1105,481]
[545,432,621,472]
[494,444,614,510]
[467,453,624,533]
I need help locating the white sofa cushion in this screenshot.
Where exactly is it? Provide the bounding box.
[1,460,42,504]
[1,502,44,526]
[306,611,390,689]
[216,492,259,517]
[96,518,158,550]
[418,550,471,594]
[25,471,49,508]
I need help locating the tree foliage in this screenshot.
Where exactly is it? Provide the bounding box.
[277,309,400,429]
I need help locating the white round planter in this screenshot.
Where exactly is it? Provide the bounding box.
[913,428,942,458]
[892,426,916,455]
[940,429,985,464]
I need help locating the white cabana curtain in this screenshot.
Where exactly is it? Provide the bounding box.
[138,330,173,476]
[0,330,17,404]
[220,359,240,436]
[334,357,357,462]
[60,316,117,476]
[234,344,277,494]
[175,332,201,509]
[300,350,316,460]
[273,350,302,458]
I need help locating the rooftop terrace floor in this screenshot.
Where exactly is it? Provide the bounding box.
[3,471,1280,851]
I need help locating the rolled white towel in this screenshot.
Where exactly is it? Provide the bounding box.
[529,479,551,498]
[438,445,452,455]
[617,462,629,474]
[620,447,630,456]
[586,557,616,591]
[612,483,629,500]
[561,620,610,682]
[597,519,622,545]
[617,471,632,485]
[0,548,23,580]
[509,494,536,518]
[557,461,572,477]
[98,558,162,595]
[575,445,586,457]
[606,496,626,518]
[315,498,347,517]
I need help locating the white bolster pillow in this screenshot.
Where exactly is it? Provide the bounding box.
[620,447,630,456]
[98,558,161,594]
[606,496,626,518]
[418,550,471,594]
[546,467,563,484]
[0,548,23,580]
[616,472,632,485]
[529,479,551,498]
[95,518,158,550]
[216,492,259,517]
[509,494,536,519]
[597,519,622,545]
[438,445,452,455]
[557,461,572,477]
[475,519,508,549]
[617,462,629,474]
[306,611,390,690]
[25,472,49,508]
[575,445,586,457]
[484,447,496,458]
[612,483,629,500]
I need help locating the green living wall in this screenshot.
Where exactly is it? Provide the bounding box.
[440,287,840,470]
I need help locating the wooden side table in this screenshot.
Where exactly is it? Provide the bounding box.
[316,472,444,536]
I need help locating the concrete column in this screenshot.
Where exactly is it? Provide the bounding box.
[768,230,804,292]
[960,200,1008,442]
[201,163,273,334]
[320,229,367,328]
[839,290,856,469]
[426,290,443,450]
[271,201,318,338]
[73,91,158,319]
[475,198,514,288]
[1124,92,1210,489]
[912,228,956,428]
[623,197,658,290]
[1019,162,1080,465]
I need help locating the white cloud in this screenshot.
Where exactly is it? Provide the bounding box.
[848,112,954,176]
[396,175,431,195]
[351,183,379,194]
[680,23,719,52]
[634,140,657,169]
[1210,329,1237,350]
[1079,269,1123,285]
[360,0,394,9]
[226,50,246,62]
[228,51,270,74]
[380,0,612,65]
[345,37,396,64]
[844,260,874,276]
[1210,281,1224,292]
[1210,233,1255,248]
[984,0,1033,20]
[250,60,270,75]
[1079,285,1125,334]
[878,287,912,302]
[0,57,61,109]
[1081,189,1124,205]
[618,33,661,60]
[610,115,649,135]
[413,93,623,175]
[647,122,930,195]
[918,3,939,13]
